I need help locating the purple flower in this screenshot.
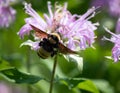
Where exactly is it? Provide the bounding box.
[0,82,11,93]
[103,27,120,62]
[108,0,120,17]
[18,2,98,52]
[0,0,16,27]
[90,0,108,8]
[91,0,120,17]
[20,40,40,50]
[116,18,120,34]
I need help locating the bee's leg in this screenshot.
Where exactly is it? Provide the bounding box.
[51,52,54,57]
[39,41,44,46]
[51,49,58,57]
[52,43,58,48]
[51,51,56,57]
[39,38,48,46]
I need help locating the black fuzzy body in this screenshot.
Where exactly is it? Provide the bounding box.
[37,34,59,58]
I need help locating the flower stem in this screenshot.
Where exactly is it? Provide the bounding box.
[49,55,58,93]
[26,47,31,73]
[26,47,32,93]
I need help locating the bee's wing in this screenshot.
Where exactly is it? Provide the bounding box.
[58,42,77,54]
[30,25,48,38]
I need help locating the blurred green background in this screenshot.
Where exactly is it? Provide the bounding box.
[0,0,120,93]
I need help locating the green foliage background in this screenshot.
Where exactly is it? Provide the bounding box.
[0,0,120,93]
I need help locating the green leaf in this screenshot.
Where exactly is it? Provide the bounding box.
[64,54,83,72]
[0,59,43,84]
[56,77,99,93]
[0,59,13,71]
[77,80,100,93]
[0,68,43,84]
[93,79,114,93]
[58,77,87,89]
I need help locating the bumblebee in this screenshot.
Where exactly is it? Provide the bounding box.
[30,25,76,59]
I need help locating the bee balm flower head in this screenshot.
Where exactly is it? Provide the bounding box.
[18,2,98,54]
[0,0,16,27]
[108,0,120,17]
[103,27,120,62]
[116,18,120,34]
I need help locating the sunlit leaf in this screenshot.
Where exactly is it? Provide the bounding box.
[77,80,100,93]
[0,68,43,84]
[0,59,13,70]
[63,54,83,72]
[58,77,87,89]
[93,79,114,93]
[57,77,99,93]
